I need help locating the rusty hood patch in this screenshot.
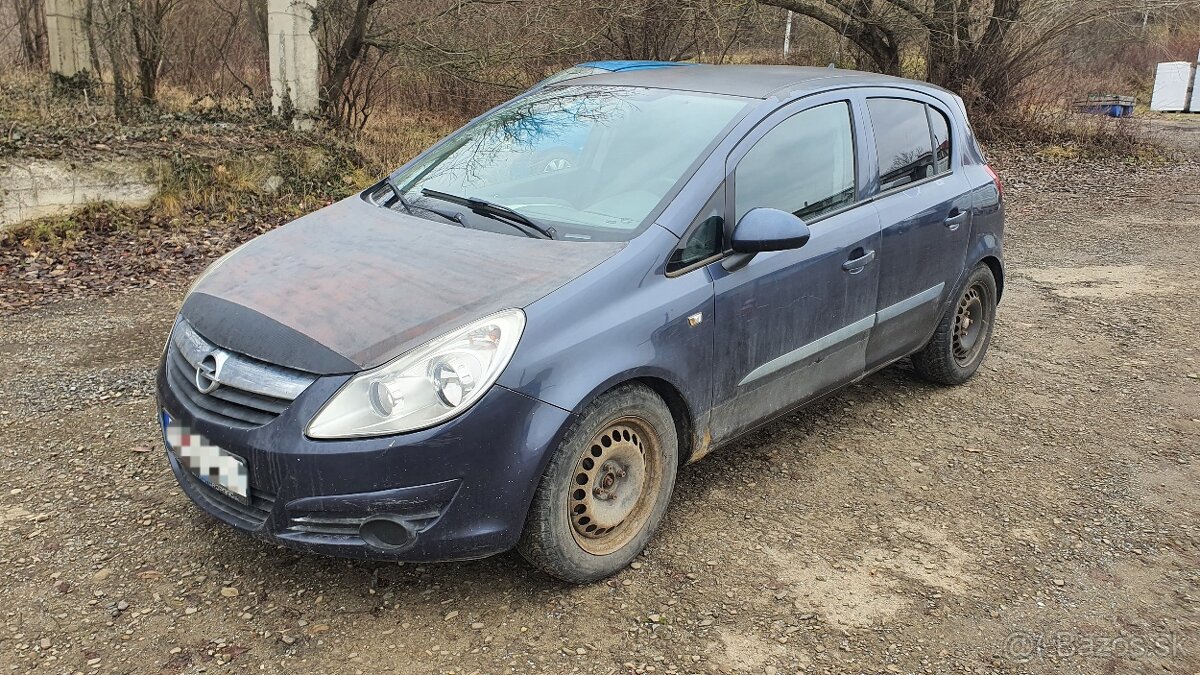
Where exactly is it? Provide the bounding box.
[181,196,624,374]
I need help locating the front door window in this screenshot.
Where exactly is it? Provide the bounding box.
[734,101,856,222]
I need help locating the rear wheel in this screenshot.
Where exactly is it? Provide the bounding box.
[912,264,998,385]
[518,384,677,583]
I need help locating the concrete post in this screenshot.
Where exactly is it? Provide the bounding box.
[44,0,91,83]
[268,0,320,128]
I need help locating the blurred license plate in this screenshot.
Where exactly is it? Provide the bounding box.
[162,411,250,504]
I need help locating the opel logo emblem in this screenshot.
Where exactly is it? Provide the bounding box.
[195,353,221,394]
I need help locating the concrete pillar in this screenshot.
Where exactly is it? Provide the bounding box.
[44,0,91,80]
[268,0,320,128]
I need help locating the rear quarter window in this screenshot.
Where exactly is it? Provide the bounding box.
[928,106,952,174]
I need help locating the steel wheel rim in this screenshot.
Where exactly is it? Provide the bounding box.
[952,283,988,366]
[568,417,663,556]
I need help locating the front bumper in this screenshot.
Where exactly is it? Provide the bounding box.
[157,363,574,561]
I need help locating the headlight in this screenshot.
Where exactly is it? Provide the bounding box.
[306,309,526,438]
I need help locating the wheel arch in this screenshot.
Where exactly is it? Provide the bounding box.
[572,373,698,469]
[980,254,1004,302]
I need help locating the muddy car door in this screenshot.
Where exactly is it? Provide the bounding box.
[708,94,882,442]
[860,93,974,367]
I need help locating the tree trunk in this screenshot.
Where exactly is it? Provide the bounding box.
[126,0,176,104]
[756,0,902,75]
[85,0,105,79]
[13,0,49,67]
[127,0,156,102]
[926,0,959,89]
[136,45,160,102]
[964,0,1023,112]
[247,0,269,52]
[322,0,374,126]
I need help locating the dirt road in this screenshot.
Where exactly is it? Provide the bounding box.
[2,135,1199,674]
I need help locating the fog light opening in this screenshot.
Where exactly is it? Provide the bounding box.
[359,516,417,550]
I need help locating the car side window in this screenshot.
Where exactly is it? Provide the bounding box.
[928,106,952,175]
[867,98,936,192]
[667,190,725,274]
[733,101,856,223]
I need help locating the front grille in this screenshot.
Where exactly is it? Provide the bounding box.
[165,318,316,428]
[177,459,277,528]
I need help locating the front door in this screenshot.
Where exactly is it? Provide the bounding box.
[708,96,882,442]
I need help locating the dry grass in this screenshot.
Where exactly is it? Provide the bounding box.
[1,68,465,251]
[0,69,262,135]
[352,109,467,179]
[974,105,1167,163]
[0,69,107,128]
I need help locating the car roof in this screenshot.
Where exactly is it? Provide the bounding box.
[556,64,938,100]
[578,60,692,72]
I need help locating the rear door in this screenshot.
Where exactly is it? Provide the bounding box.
[707,93,882,442]
[860,93,973,367]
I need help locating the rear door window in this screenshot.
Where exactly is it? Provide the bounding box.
[866,98,936,192]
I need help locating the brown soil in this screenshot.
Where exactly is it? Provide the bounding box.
[2,122,1199,675]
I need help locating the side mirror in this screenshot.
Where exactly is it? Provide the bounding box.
[730,208,811,254]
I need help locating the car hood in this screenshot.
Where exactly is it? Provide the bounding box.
[181,196,625,374]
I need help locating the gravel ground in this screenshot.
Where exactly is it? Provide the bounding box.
[2,127,1199,675]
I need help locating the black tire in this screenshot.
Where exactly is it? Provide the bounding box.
[912,264,998,385]
[517,384,678,583]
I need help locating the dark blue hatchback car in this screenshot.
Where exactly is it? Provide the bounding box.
[159,65,1003,582]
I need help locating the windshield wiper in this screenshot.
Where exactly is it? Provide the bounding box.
[420,188,556,240]
[383,177,465,226]
[383,175,413,212]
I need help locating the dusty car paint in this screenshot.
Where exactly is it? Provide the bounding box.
[159,65,1004,564]
[184,197,623,374]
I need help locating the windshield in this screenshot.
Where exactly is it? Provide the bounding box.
[391,86,749,241]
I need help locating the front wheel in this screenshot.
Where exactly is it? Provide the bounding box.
[912,264,998,385]
[518,384,677,583]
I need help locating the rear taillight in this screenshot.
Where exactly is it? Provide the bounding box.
[985,165,1003,199]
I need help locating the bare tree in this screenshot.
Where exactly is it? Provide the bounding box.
[591,0,759,62]
[89,0,136,118]
[754,0,907,74]
[316,0,376,127]
[755,0,1133,112]
[245,0,267,52]
[126,0,181,102]
[314,0,571,127]
[163,0,267,97]
[6,0,1180,136]
[10,0,47,67]
[309,0,763,127]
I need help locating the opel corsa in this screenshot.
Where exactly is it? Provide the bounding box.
[159,66,1004,582]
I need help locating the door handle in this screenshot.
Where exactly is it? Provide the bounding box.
[944,209,968,231]
[842,249,876,273]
